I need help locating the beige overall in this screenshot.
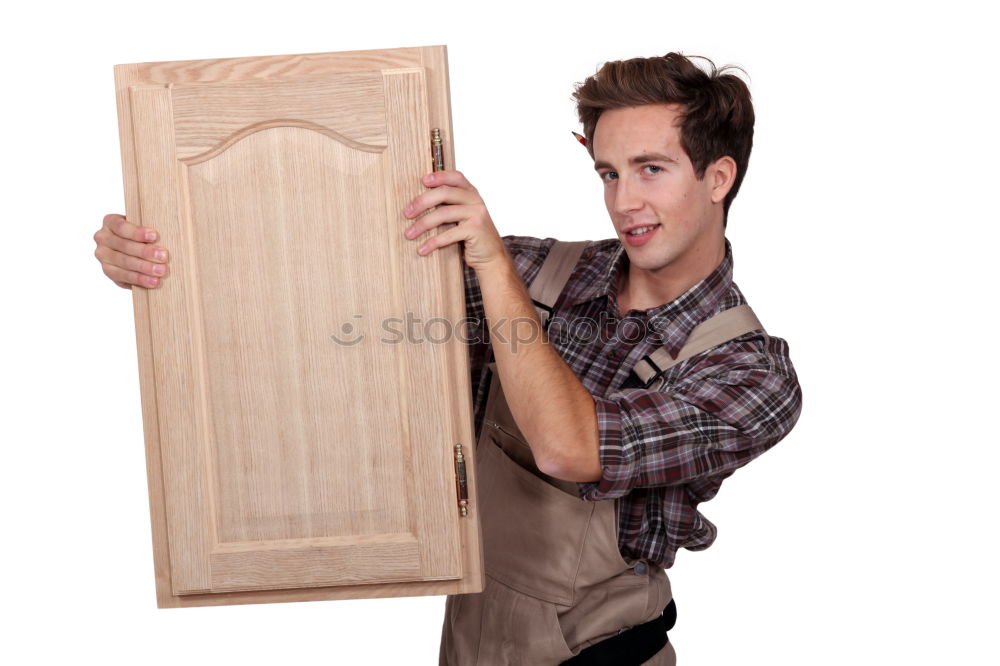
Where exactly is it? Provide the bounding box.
[439,241,764,665]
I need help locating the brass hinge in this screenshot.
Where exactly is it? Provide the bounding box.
[454,443,469,517]
[431,128,445,172]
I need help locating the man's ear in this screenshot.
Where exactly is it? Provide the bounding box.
[708,156,738,205]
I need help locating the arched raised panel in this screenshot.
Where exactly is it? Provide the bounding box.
[184,126,409,547]
[115,47,482,607]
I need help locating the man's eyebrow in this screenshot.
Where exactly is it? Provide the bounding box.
[593,152,678,171]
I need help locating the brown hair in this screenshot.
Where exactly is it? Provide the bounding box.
[572,52,754,224]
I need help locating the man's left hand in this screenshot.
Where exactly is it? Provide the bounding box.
[403,170,508,272]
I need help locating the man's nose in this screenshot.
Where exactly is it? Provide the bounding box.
[613,175,642,215]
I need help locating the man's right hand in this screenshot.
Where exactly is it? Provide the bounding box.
[93,213,170,289]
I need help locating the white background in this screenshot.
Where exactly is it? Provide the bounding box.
[2,1,996,664]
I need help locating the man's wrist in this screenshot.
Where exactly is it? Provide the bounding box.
[471,250,517,282]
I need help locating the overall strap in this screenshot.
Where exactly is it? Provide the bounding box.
[632,304,765,388]
[527,240,589,326]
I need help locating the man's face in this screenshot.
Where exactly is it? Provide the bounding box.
[592,104,723,275]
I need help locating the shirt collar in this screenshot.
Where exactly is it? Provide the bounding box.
[571,238,736,360]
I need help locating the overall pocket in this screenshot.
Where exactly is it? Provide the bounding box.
[477,435,596,606]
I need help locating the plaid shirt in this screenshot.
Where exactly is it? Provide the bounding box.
[463,235,802,568]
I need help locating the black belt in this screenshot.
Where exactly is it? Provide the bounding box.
[560,599,677,666]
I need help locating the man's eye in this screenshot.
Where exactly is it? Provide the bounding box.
[642,165,662,175]
[601,171,618,182]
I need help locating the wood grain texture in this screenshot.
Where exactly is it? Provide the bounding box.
[129,84,213,595]
[114,45,483,608]
[210,534,420,592]
[383,67,463,582]
[171,73,388,160]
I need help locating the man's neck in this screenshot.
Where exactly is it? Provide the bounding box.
[617,237,726,315]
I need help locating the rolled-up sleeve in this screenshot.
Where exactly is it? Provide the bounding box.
[579,332,802,500]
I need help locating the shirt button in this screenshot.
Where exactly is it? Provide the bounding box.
[633,561,648,576]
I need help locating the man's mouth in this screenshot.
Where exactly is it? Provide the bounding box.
[626,225,659,236]
[622,224,661,246]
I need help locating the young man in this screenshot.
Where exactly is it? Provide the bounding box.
[94,53,802,665]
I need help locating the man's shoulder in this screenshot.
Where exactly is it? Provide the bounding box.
[501,234,555,258]
[501,235,622,293]
[502,235,620,267]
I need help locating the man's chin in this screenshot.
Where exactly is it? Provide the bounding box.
[623,243,678,272]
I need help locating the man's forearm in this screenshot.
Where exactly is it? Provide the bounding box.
[476,256,602,482]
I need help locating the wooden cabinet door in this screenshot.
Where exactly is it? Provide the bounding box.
[114,46,483,608]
